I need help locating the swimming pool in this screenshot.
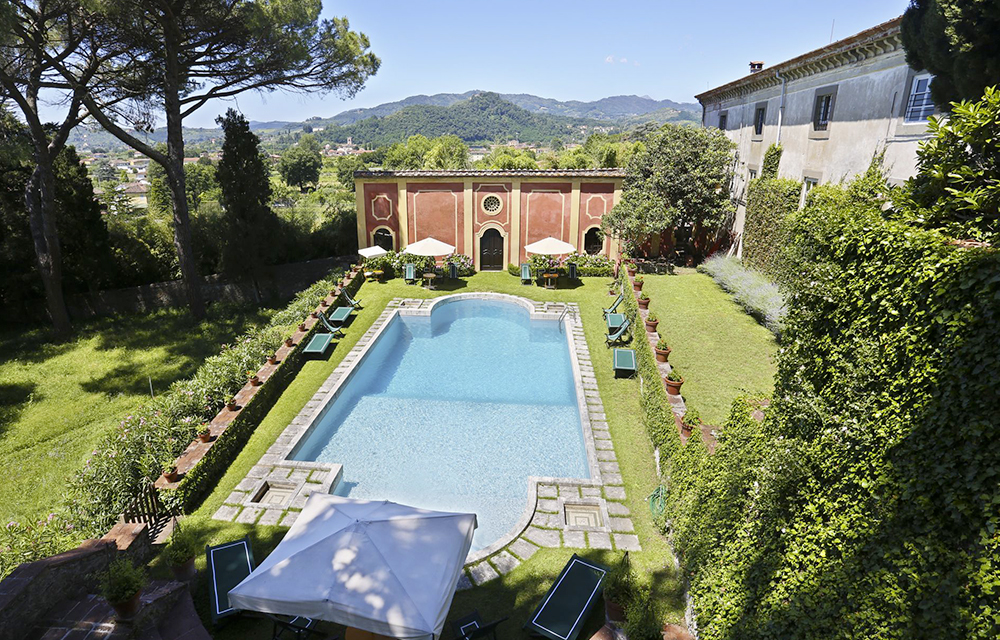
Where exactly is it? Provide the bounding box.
[289,297,590,550]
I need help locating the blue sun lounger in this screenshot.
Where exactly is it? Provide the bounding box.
[207,537,255,623]
[325,306,353,324]
[521,263,533,285]
[524,555,608,640]
[605,318,631,345]
[404,263,417,283]
[612,348,637,377]
[602,293,624,318]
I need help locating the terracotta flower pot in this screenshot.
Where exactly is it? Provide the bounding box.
[633,280,644,292]
[654,346,671,363]
[644,319,659,333]
[197,431,211,443]
[170,556,197,582]
[298,322,307,332]
[664,377,684,395]
[626,268,636,277]
[163,467,179,483]
[638,297,650,309]
[681,422,693,436]
[320,299,329,307]
[226,400,239,411]
[110,590,142,620]
[250,375,261,386]
[310,311,319,318]
[605,597,626,624]
[284,338,294,348]
[267,355,277,365]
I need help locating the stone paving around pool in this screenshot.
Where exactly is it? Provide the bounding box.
[213,294,639,588]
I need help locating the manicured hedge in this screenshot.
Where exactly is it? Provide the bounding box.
[742,177,800,281]
[661,170,1000,639]
[67,268,359,533]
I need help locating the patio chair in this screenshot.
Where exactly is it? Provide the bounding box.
[266,613,338,640]
[568,262,578,280]
[452,610,508,640]
[605,318,631,346]
[302,331,335,356]
[523,554,608,640]
[520,263,532,285]
[612,348,637,377]
[449,262,459,280]
[404,263,417,284]
[602,293,624,318]
[207,537,256,624]
[340,290,362,309]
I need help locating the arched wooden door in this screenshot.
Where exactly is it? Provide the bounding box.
[479,229,504,271]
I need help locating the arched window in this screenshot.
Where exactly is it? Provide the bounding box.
[584,228,603,255]
[373,228,394,252]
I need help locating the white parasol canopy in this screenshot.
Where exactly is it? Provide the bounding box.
[228,495,476,640]
[358,246,388,259]
[403,237,456,257]
[524,236,576,255]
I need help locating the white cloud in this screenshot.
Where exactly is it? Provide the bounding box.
[605,55,615,63]
[620,57,627,63]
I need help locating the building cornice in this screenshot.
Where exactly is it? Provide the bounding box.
[354,169,627,179]
[696,16,904,105]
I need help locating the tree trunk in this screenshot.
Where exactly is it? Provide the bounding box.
[25,161,72,334]
[163,60,204,319]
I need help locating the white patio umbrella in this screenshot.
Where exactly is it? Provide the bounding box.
[228,495,476,640]
[403,237,455,257]
[358,246,388,259]
[524,236,576,255]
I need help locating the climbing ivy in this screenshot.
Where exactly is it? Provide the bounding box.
[662,169,1000,639]
[760,143,782,179]
[741,177,800,281]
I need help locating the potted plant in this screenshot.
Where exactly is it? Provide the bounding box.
[623,588,661,640]
[638,291,650,309]
[197,423,212,443]
[247,370,260,386]
[633,275,644,292]
[267,354,277,365]
[664,369,684,395]
[310,310,319,319]
[644,312,659,333]
[654,338,671,363]
[681,407,701,436]
[164,525,198,581]
[284,337,294,348]
[98,557,147,620]
[603,553,634,625]
[626,262,637,277]
[320,298,329,308]
[298,322,307,332]
[226,398,239,411]
[162,462,180,483]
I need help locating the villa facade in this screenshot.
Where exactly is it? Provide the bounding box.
[696,16,938,245]
[354,169,625,270]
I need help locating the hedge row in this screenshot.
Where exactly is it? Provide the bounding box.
[741,177,799,281]
[661,169,1000,638]
[66,268,359,534]
[162,271,364,511]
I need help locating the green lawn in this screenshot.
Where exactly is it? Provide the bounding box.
[149,270,774,638]
[643,269,778,425]
[0,304,272,525]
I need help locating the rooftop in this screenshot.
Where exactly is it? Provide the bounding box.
[355,168,627,179]
[696,16,903,103]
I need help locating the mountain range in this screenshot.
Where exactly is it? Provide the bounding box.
[69,91,701,151]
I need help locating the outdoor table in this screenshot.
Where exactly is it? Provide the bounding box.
[372,270,384,282]
[542,272,559,289]
[423,272,437,290]
[607,313,626,332]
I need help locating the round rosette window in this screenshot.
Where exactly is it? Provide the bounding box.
[481,194,503,215]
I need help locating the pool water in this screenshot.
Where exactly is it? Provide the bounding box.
[290,298,589,550]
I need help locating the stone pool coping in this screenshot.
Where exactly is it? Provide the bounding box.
[214,293,639,585]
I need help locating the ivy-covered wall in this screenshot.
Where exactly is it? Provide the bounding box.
[662,176,1000,638]
[741,178,800,280]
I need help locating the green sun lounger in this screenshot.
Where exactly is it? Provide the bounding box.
[207,537,256,623]
[326,306,353,324]
[605,318,631,345]
[302,332,334,355]
[341,290,362,309]
[520,263,532,285]
[452,610,508,640]
[524,555,608,640]
[404,263,417,283]
[602,293,624,318]
[613,348,637,377]
[317,312,345,337]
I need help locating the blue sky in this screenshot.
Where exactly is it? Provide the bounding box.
[173,0,908,127]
